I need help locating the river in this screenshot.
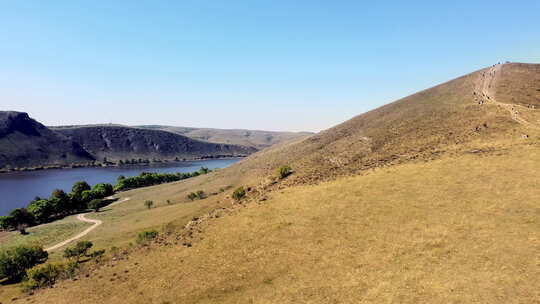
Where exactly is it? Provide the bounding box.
[0,158,239,215]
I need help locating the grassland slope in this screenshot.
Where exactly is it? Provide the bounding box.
[12,63,540,303]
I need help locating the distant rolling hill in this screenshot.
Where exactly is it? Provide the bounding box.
[53,125,257,162]
[134,125,313,149]
[0,114,264,170]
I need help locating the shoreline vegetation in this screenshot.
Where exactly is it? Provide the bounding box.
[0,167,213,233]
[0,155,245,174]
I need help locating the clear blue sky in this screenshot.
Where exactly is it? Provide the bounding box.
[1,1,539,132]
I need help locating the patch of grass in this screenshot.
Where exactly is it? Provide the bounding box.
[0,215,92,255]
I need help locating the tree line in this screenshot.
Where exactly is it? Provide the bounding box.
[0,167,212,232]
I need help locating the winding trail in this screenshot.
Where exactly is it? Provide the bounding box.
[44,197,131,252]
[45,213,102,252]
[475,64,540,130]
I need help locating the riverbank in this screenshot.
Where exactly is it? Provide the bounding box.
[0,158,240,216]
[0,155,247,174]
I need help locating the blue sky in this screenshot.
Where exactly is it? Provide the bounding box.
[1,1,539,132]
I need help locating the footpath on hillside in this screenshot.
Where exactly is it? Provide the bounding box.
[474,64,540,130]
[45,197,131,251]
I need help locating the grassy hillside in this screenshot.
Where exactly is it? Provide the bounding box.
[5,63,540,303]
[18,142,540,304]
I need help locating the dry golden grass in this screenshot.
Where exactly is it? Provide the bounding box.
[3,63,540,303]
[19,143,540,304]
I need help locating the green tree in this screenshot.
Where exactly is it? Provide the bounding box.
[87,199,103,212]
[63,241,93,262]
[71,181,91,210]
[144,200,154,209]
[49,189,71,215]
[92,183,114,198]
[9,208,35,229]
[71,181,91,195]
[0,245,48,281]
[27,199,54,223]
[80,190,94,205]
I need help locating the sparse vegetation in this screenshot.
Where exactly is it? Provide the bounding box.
[136,230,158,244]
[276,165,292,179]
[144,200,154,209]
[63,241,93,262]
[232,186,246,201]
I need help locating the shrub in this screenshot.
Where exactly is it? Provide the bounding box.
[23,263,63,289]
[276,165,292,179]
[196,190,206,200]
[23,261,79,290]
[136,230,158,244]
[187,192,197,201]
[144,200,154,209]
[0,245,48,281]
[63,241,93,262]
[232,187,246,201]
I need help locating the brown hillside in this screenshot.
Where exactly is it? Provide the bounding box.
[230,63,540,185]
[12,63,540,303]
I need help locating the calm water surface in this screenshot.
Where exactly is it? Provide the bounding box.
[0,159,239,215]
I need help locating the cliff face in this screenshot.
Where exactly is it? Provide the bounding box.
[0,111,94,168]
[50,126,257,161]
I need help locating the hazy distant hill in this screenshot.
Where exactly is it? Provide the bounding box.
[135,125,313,149]
[0,114,260,169]
[0,111,94,169]
[53,125,257,162]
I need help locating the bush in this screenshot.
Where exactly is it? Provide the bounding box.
[196,190,206,199]
[63,241,93,262]
[23,263,63,289]
[276,165,292,179]
[232,187,246,201]
[187,192,197,201]
[23,261,79,290]
[144,200,154,209]
[0,245,48,281]
[136,230,158,244]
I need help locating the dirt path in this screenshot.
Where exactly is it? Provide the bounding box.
[45,213,102,252]
[108,197,131,207]
[475,64,540,130]
[44,197,131,252]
